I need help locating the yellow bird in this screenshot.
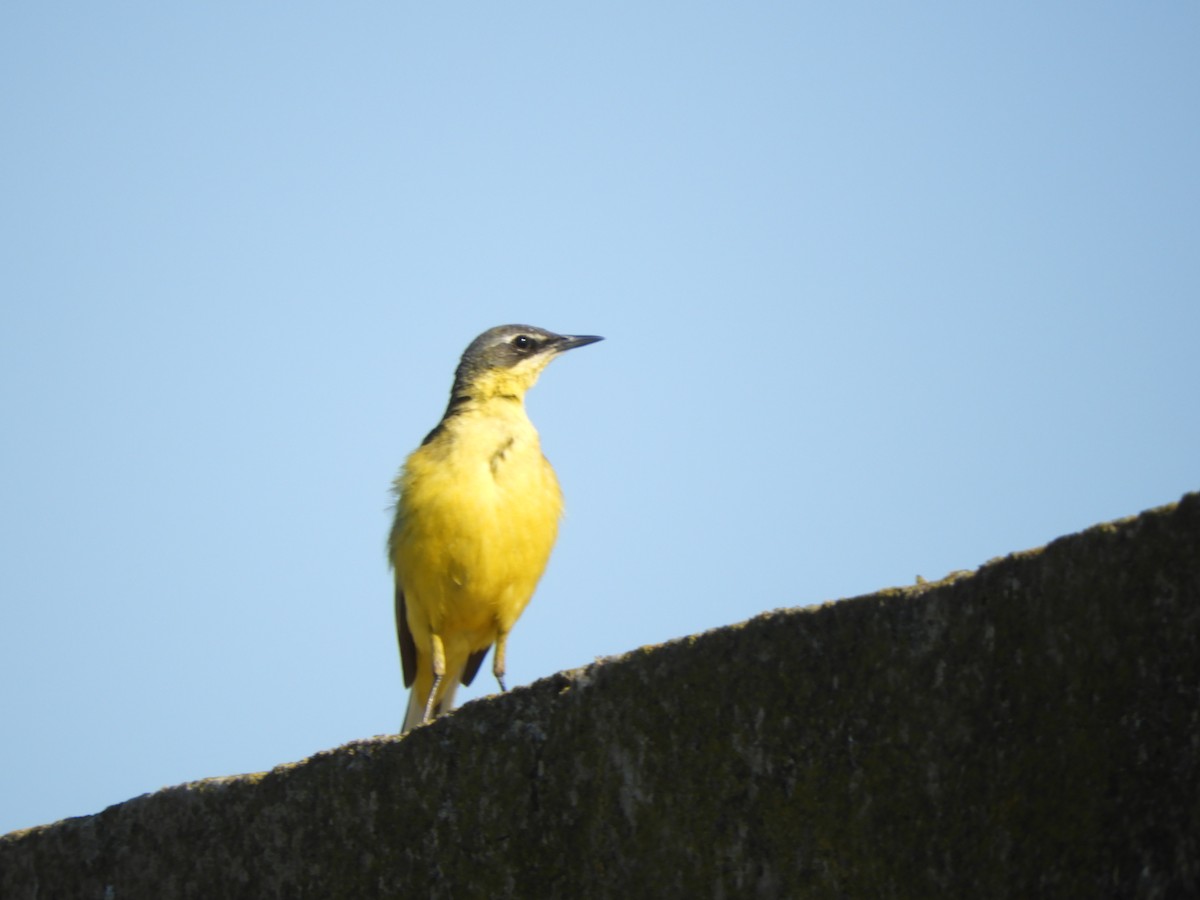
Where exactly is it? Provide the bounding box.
[388,324,603,732]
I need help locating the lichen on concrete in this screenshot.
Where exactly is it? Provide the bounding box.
[2,492,1198,898]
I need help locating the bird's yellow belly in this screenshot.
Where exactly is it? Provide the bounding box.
[393,434,562,657]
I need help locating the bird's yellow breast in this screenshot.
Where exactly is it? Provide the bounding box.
[390,399,563,657]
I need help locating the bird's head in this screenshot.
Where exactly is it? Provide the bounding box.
[450,324,603,404]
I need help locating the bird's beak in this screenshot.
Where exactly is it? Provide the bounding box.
[555,334,604,353]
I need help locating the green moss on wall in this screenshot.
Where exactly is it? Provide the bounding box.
[3,493,1198,898]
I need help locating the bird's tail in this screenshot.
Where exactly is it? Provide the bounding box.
[401,675,461,734]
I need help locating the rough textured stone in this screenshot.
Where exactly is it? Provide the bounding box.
[2,493,1198,899]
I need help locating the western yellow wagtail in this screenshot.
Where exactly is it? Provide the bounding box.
[388,324,603,732]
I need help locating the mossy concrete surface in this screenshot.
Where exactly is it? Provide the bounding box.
[2,493,1198,899]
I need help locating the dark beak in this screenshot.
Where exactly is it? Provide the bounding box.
[555,334,604,352]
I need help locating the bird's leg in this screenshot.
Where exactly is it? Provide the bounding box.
[423,634,447,723]
[493,630,508,693]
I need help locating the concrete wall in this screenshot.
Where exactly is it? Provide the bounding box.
[2,492,1198,899]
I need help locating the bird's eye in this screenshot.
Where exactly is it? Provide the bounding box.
[512,335,534,351]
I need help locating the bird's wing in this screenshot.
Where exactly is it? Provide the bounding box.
[395,585,417,688]
[461,645,490,686]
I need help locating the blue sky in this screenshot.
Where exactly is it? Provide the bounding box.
[2,3,1196,836]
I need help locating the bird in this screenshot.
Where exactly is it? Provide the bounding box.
[388,324,603,733]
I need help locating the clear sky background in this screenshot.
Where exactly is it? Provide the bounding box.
[2,4,1197,836]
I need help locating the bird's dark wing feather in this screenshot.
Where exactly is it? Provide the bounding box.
[461,646,491,686]
[395,586,417,688]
